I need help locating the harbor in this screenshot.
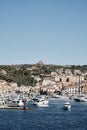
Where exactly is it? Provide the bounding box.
[0,104,31,110]
[0,98,87,130]
[0,93,87,110]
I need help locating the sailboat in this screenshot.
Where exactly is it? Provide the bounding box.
[74,74,84,102]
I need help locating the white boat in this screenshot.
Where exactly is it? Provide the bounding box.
[74,95,87,102]
[52,93,60,98]
[0,98,5,105]
[7,99,24,107]
[32,96,49,106]
[80,96,87,102]
[59,95,69,100]
[64,102,71,110]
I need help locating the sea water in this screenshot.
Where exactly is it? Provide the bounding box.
[0,99,87,130]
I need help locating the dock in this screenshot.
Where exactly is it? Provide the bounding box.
[0,104,32,110]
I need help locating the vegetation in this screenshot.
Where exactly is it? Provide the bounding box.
[0,64,87,86]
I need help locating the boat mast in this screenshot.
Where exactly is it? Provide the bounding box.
[79,74,82,96]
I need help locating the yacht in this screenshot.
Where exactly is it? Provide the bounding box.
[63,102,71,110]
[80,96,87,102]
[74,95,87,102]
[7,99,24,107]
[52,93,60,98]
[32,95,49,106]
[74,96,81,102]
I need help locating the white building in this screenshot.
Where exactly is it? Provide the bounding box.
[62,85,79,95]
[42,79,55,86]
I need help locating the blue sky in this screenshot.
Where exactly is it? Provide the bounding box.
[0,0,87,65]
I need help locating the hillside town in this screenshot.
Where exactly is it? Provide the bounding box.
[0,65,87,98]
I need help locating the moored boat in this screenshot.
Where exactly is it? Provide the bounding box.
[7,99,24,107]
[32,95,49,106]
[74,96,87,102]
[74,96,81,102]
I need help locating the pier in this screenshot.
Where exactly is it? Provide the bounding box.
[0,104,32,110]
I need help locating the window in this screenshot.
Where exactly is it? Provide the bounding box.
[66,78,69,82]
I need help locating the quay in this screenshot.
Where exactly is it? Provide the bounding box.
[0,104,32,110]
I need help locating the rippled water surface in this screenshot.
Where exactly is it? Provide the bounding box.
[0,99,87,130]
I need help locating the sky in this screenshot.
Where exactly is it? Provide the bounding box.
[0,0,87,65]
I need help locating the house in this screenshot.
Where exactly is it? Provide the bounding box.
[61,85,79,95]
[64,69,72,75]
[74,69,81,75]
[83,80,87,94]
[42,79,55,86]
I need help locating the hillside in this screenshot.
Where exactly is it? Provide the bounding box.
[0,63,87,86]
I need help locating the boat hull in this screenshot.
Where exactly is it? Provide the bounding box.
[7,100,24,107]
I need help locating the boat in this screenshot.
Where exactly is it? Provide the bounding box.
[74,74,84,102]
[74,96,81,102]
[63,102,71,110]
[74,95,87,102]
[79,96,87,102]
[59,95,69,100]
[32,96,49,106]
[7,99,24,107]
[0,98,5,105]
[52,93,60,98]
